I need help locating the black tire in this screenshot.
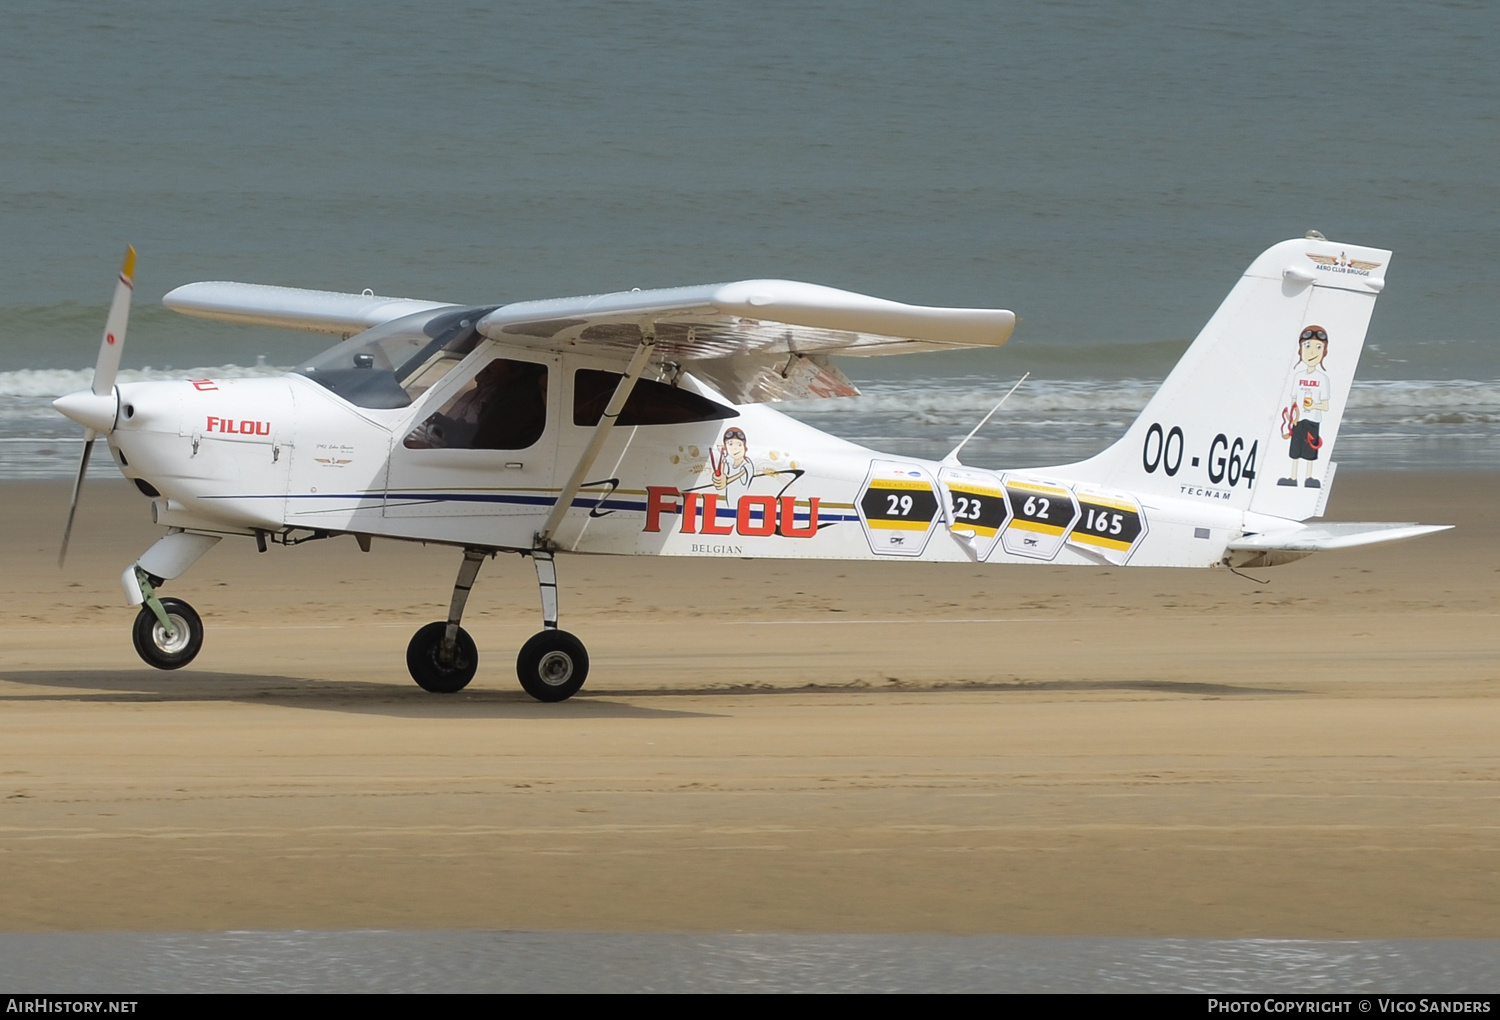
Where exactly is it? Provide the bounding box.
[406,621,478,693]
[131,598,204,670]
[516,630,589,702]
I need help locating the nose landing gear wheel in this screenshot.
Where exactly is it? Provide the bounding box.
[131,597,204,670]
[406,621,479,693]
[516,630,589,702]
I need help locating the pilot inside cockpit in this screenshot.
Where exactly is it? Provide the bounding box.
[403,358,548,451]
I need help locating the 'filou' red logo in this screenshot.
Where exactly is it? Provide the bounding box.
[644,486,819,538]
[206,416,271,436]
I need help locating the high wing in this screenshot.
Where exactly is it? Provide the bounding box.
[1225,522,1452,568]
[474,279,1014,403]
[163,282,457,336]
[475,279,1014,357]
[165,277,1015,403]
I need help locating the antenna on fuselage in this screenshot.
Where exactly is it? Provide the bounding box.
[940,372,1029,467]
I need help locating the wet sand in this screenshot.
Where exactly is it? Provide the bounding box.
[1,473,1496,936]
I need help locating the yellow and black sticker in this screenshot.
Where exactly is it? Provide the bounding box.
[856,461,942,556]
[945,482,1008,537]
[937,466,1010,561]
[1067,488,1147,564]
[859,477,941,530]
[1000,477,1080,560]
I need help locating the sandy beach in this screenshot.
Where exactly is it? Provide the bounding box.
[1,472,1496,937]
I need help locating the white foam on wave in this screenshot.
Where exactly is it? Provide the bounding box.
[1344,379,1500,409]
[3,365,1499,423]
[0,364,289,398]
[783,379,1162,418]
[787,377,1500,420]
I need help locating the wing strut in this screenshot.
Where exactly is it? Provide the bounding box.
[534,330,658,550]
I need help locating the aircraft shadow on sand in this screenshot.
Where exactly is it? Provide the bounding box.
[0,670,714,720]
[0,670,1298,712]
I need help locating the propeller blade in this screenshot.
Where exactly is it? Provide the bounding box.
[60,246,135,567]
[58,431,96,568]
[93,245,135,396]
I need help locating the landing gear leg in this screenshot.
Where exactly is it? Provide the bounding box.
[406,547,487,694]
[130,568,204,670]
[516,550,589,702]
[123,532,219,670]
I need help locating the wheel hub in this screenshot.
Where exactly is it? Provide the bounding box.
[152,615,191,655]
[537,650,574,686]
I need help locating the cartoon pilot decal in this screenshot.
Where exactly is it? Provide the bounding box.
[1278,325,1331,489]
[653,426,817,538]
[710,427,775,493]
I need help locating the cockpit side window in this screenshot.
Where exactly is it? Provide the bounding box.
[403,358,549,451]
[295,306,496,409]
[572,369,739,426]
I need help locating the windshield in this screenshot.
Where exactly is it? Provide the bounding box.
[295,306,496,409]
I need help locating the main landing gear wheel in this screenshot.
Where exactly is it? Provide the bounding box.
[406,621,479,694]
[516,630,589,702]
[131,597,204,670]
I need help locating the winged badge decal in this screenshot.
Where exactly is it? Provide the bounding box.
[1307,252,1383,271]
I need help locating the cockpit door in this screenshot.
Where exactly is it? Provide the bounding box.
[383,351,560,548]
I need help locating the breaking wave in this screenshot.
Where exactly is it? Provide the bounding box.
[0,363,286,398]
[781,376,1500,420]
[4,366,1499,420]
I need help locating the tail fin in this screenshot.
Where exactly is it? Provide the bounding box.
[1050,235,1390,521]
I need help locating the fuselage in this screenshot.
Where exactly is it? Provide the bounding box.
[102,346,1266,570]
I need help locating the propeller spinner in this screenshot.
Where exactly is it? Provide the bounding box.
[56,245,135,566]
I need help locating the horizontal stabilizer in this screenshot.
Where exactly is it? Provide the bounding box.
[1230,522,1452,552]
[1225,521,1451,568]
[164,282,455,336]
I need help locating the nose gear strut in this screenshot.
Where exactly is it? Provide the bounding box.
[134,567,176,638]
[127,567,204,670]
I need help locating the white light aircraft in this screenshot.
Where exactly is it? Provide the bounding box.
[54,234,1449,701]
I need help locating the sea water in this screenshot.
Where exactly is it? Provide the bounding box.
[1,931,1497,993]
[3,1,1496,478]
